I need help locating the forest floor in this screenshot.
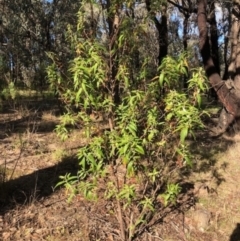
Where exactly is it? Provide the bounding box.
[0,98,240,241]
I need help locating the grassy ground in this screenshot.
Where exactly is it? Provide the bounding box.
[0,97,240,241]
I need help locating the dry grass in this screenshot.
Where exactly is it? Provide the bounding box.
[180,137,240,241]
[1,104,240,240]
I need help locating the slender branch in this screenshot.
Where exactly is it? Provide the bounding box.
[167,0,197,14]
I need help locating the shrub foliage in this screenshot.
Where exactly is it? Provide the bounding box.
[47,1,209,239]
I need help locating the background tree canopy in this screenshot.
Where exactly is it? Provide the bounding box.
[0,1,238,120]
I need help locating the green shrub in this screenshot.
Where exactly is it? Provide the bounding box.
[48,1,209,239]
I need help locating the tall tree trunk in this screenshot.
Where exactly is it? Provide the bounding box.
[228,0,240,79]
[222,2,231,80]
[106,0,120,105]
[145,0,168,66]
[231,0,240,90]
[183,14,189,52]
[208,1,219,99]
[222,36,230,80]
[157,4,168,65]
[197,0,240,135]
[209,2,220,75]
[182,1,190,89]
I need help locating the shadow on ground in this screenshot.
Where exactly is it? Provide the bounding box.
[188,130,236,186]
[230,223,240,241]
[0,98,62,139]
[0,154,79,215]
[0,100,239,240]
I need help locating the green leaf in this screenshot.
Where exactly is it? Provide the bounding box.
[196,94,202,107]
[148,131,154,142]
[123,143,129,154]
[127,161,134,176]
[135,145,145,155]
[184,156,192,167]
[166,112,173,121]
[159,72,165,86]
[180,126,188,143]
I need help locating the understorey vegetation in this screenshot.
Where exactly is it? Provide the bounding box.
[47,2,209,239]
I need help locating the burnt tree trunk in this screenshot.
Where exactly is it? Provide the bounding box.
[231,0,240,90]
[209,2,220,75]
[157,4,168,65]
[222,2,231,80]
[145,0,168,66]
[208,1,220,99]
[106,0,121,105]
[197,0,240,135]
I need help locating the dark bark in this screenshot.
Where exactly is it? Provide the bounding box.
[232,1,240,91]
[145,0,168,66]
[209,2,220,75]
[182,0,190,89]
[183,14,189,51]
[222,35,230,80]
[222,2,231,80]
[106,0,120,105]
[197,0,240,135]
[167,0,197,14]
[208,1,219,99]
[157,6,168,65]
[228,0,240,79]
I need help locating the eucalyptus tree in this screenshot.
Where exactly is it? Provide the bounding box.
[0,0,46,87]
[196,0,240,135]
[164,0,240,135]
[0,0,81,90]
